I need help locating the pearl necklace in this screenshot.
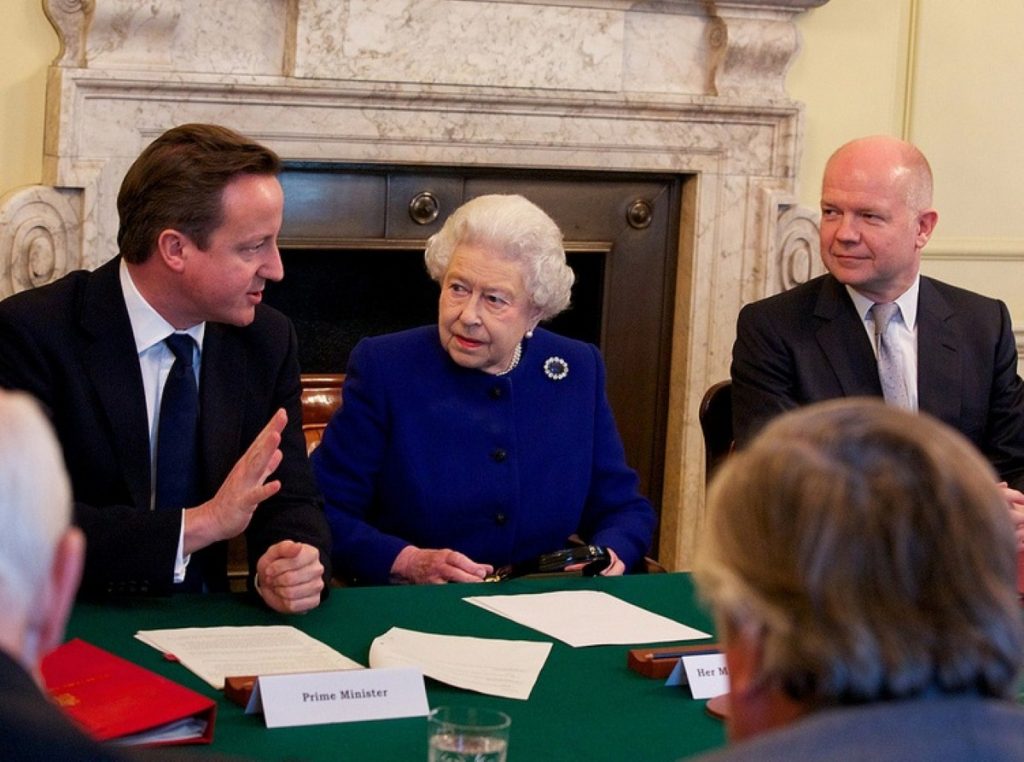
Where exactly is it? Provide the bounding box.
[496,341,522,376]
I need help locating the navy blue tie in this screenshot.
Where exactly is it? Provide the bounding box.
[155,333,199,513]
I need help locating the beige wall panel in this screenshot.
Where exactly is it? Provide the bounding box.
[912,0,1024,322]
[0,0,57,193]
[789,0,910,207]
[912,0,1024,240]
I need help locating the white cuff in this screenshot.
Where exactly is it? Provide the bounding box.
[172,511,190,583]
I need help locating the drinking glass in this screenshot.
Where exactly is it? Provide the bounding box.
[427,705,510,762]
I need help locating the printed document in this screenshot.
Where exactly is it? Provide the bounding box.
[463,590,711,647]
[135,626,363,689]
[369,627,551,700]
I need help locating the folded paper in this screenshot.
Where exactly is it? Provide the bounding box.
[369,627,551,700]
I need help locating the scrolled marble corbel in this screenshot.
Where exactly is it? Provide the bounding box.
[0,186,82,300]
[775,202,823,291]
[702,2,728,96]
[43,0,95,68]
[713,16,800,99]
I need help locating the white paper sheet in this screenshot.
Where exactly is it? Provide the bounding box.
[369,627,551,700]
[463,590,711,647]
[135,626,363,689]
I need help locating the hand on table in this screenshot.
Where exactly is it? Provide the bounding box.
[598,547,625,576]
[256,540,325,614]
[390,546,493,584]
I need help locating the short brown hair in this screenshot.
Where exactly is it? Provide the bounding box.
[116,123,281,264]
[696,398,1023,705]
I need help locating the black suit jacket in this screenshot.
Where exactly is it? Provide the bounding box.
[0,258,332,596]
[731,274,1024,490]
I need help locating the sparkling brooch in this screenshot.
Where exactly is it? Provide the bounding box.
[543,356,569,381]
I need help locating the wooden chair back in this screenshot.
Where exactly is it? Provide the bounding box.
[229,373,346,589]
[699,380,733,485]
[300,373,345,454]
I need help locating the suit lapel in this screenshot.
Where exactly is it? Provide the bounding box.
[813,276,883,397]
[79,258,153,510]
[916,278,961,424]
[198,323,245,495]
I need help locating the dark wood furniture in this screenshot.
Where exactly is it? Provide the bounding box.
[699,380,733,485]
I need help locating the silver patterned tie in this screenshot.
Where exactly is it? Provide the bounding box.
[870,302,911,408]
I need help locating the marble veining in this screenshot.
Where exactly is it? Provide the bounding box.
[84,0,288,74]
[294,0,624,91]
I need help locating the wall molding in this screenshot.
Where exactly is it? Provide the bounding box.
[923,237,1024,262]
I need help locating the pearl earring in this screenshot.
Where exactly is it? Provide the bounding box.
[525,329,534,339]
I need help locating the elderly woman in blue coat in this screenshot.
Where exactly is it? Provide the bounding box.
[312,194,656,584]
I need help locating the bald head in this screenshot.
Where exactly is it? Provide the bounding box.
[824,135,934,212]
[818,135,939,302]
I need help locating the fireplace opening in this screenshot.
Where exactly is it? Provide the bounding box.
[268,163,683,555]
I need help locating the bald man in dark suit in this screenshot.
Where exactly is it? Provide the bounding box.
[731,136,1024,514]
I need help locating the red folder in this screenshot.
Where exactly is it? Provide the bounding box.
[41,638,216,747]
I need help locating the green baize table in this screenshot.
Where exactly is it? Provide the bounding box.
[67,573,726,761]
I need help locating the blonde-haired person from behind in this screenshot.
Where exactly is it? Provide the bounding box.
[0,390,130,760]
[688,398,1024,762]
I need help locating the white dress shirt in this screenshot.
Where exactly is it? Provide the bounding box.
[119,260,206,582]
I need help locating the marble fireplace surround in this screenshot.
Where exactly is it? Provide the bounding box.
[0,0,830,569]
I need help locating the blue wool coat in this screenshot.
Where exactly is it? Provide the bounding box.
[312,326,656,584]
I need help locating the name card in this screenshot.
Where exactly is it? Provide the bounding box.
[666,652,730,700]
[245,668,428,728]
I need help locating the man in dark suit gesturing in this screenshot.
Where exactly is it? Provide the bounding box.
[0,124,331,612]
[731,135,1024,514]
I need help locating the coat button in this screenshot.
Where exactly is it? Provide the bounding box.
[489,386,503,399]
[495,512,507,525]
[491,448,507,462]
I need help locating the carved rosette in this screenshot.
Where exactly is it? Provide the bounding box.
[0,186,82,300]
[776,203,823,290]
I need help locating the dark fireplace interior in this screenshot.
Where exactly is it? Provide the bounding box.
[266,164,684,553]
